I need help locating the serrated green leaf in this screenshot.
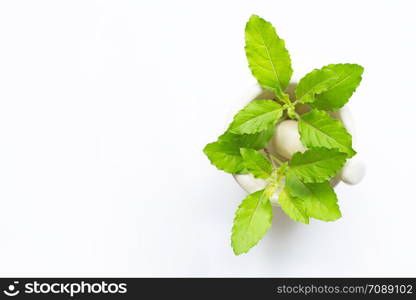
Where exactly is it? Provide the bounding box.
[289,147,347,183]
[218,125,275,150]
[299,109,356,157]
[278,187,309,224]
[240,148,273,179]
[245,15,292,95]
[231,189,272,255]
[310,63,364,111]
[285,172,341,221]
[203,124,277,174]
[229,100,283,134]
[203,141,247,174]
[295,68,339,103]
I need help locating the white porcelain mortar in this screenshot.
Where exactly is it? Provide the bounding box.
[229,83,365,206]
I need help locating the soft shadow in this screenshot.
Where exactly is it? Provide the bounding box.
[260,206,299,260]
[285,82,297,100]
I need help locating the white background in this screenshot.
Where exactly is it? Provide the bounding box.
[0,0,415,276]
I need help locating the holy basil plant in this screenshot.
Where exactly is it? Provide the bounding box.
[203,15,364,255]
